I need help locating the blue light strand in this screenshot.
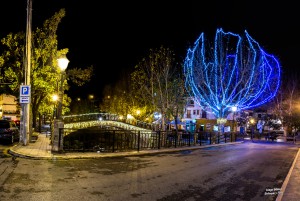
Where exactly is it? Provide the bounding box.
[184,28,281,118]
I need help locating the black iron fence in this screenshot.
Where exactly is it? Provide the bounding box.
[62,129,244,153]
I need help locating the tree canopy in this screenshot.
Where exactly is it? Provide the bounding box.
[0,9,93,128]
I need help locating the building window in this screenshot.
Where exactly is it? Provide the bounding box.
[187,99,194,106]
[193,110,196,115]
[202,111,207,118]
[197,110,200,115]
[187,110,191,118]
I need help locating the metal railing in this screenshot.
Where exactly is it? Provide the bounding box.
[61,129,243,153]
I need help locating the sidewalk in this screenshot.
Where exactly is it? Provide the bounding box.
[8,133,300,200]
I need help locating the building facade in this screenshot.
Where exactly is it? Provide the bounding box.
[0,94,20,120]
[181,97,236,132]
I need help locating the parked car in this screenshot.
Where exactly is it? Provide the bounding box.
[41,124,51,132]
[264,131,281,141]
[0,119,20,144]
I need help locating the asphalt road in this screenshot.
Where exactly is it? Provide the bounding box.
[0,141,298,201]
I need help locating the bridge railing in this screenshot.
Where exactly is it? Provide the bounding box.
[62,113,155,130]
[62,129,243,153]
[62,113,118,123]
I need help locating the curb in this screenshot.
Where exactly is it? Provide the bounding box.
[276,148,300,201]
[8,141,244,160]
[2,148,13,158]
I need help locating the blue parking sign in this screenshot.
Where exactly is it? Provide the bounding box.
[20,85,31,96]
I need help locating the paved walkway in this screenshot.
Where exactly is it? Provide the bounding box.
[7,133,300,201]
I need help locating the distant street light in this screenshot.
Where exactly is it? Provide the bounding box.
[89,94,94,112]
[136,110,141,116]
[56,55,69,119]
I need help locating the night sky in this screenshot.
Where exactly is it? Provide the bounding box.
[1,0,299,101]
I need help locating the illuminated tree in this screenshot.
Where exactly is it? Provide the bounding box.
[184,28,281,122]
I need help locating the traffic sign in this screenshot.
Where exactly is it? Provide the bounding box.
[20,85,31,104]
[20,85,30,96]
[20,96,30,103]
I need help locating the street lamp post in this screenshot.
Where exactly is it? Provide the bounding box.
[231,106,237,142]
[52,94,58,119]
[52,55,69,152]
[57,56,69,119]
[250,118,255,140]
[231,106,237,132]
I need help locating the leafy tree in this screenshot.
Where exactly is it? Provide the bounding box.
[99,76,148,122]
[100,84,113,113]
[69,97,94,114]
[0,9,93,131]
[131,46,186,131]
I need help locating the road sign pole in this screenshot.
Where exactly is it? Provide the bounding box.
[20,85,31,145]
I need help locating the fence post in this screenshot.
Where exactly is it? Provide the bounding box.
[218,133,220,143]
[225,133,227,143]
[210,133,212,144]
[112,130,115,152]
[158,131,161,149]
[137,131,140,152]
[199,132,202,146]
[175,131,177,148]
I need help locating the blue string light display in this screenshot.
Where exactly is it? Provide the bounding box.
[184,28,281,119]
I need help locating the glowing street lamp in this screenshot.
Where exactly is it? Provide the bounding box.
[89,94,94,112]
[52,94,59,101]
[232,106,237,112]
[249,118,255,140]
